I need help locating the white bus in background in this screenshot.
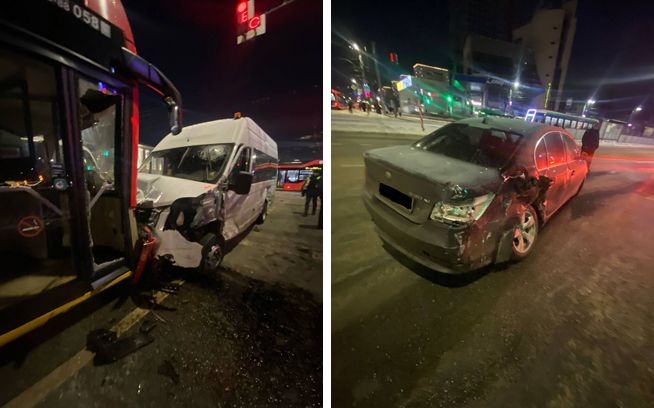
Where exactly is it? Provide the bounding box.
[524,109,633,142]
[137,116,278,273]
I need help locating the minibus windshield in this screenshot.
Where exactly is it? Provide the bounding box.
[139,143,234,183]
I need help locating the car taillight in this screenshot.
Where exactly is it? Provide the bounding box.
[430,193,495,223]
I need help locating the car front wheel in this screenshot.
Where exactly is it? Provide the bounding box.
[199,233,224,275]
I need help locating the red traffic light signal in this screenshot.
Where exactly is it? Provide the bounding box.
[237,2,248,23]
[236,1,250,35]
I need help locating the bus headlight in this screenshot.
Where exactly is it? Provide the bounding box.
[430,193,495,223]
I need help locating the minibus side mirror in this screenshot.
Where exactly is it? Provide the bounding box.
[229,171,253,195]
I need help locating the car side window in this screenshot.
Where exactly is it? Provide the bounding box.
[229,147,251,181]
[562,135,579,162]
[535,139,548,170]
[544,132,566,167]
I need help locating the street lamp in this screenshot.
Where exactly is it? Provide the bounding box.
[582,98,596,117]
[513,80,520,89]
[351,78,357,84]
[349,42,368,100]
[636,106,643,112]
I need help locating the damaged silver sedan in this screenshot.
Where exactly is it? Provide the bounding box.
[363,117,588,273]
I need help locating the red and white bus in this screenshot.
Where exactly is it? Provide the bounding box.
[0,0,182,346]
[277,160,323,191]
[331,89,347,110]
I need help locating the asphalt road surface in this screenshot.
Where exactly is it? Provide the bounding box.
[332,130,654,407]
[0,193,322,408]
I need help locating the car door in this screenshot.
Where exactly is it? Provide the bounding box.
[562,133,586,199]
[223,146,252,240]
[540,131,570,217]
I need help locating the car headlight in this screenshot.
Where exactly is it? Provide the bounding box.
[430,193,495,223]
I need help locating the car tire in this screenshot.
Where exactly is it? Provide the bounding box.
[199,233,224,275]
[256,200,268,225]
[510,204,539,261]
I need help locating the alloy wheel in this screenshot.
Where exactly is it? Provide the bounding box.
[512,209,537,255]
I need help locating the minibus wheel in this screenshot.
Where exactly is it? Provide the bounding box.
[200,233,223,273]
[256,201,268,225]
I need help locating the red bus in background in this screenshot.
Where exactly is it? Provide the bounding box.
[277,160,323,191]
[331,89,347,110]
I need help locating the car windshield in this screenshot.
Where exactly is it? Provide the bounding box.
[414,123,523,168]
[139,143,234,183]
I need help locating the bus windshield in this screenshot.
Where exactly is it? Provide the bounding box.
[139,143,234,183]
[414,124,523,168]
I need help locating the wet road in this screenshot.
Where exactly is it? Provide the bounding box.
[332,131,654,407]
[0,193,322,407]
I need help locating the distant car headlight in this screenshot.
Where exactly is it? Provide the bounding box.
[430,193,495,223]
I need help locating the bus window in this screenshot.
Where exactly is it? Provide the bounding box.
[564,119,571,128]
[0,46,76,309]
[277,170,287,187]
[253,149,278,183]
[544,116,551,124]
[571,121,577,128]
[286,170,300,182]
[558,118,564,127]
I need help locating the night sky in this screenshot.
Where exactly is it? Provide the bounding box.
[332,0,654,123]
[124,0,322,159]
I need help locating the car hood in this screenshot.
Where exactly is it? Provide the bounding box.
[137,173,216,207]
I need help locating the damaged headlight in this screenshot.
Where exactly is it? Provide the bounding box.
[430,193,495,224]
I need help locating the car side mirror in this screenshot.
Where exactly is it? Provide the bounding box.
[229,171,253,195]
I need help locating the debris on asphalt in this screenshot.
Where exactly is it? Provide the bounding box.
[86,320,157,365]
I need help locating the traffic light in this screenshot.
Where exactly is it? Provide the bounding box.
[236,0,266,44]
[389,52,399,64]
[236,1,249,35]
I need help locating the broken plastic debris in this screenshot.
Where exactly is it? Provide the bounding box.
[86,321,156,365]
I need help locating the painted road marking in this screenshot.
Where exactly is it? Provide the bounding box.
[4,280,185,408]
[341,164,364,168]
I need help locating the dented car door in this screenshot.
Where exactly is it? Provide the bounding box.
[223,146,253,240]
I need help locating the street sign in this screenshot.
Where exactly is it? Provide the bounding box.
[236,0,267,44]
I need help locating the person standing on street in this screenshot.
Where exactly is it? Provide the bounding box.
[301,170,322,216]
[390,98,397,117]
[581,122,601,171]
[347,99,353,113]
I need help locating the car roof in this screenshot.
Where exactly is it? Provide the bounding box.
[455,116,549,139]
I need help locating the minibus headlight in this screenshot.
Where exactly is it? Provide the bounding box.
[430,193,495,223]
